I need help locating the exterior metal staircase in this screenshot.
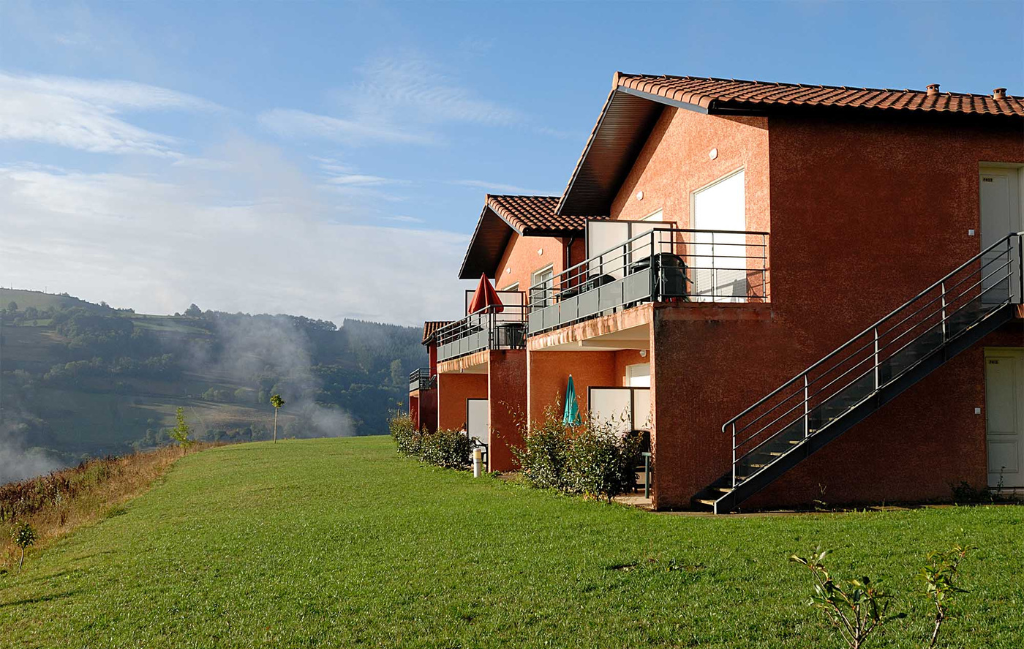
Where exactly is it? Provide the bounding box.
[694,232,1023,514]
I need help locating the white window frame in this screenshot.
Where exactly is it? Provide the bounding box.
[530,264,554,307]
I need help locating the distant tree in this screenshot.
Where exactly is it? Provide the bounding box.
[390,359,404,386]
[270,394,285,443]
[24,306,39,321]
[184,304,202,318]
[7,301,17,312]
[12,522,37,571]
[170,407,194,455]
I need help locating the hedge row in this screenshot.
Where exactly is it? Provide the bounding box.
[389,414,472,470]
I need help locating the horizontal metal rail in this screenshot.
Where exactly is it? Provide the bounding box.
[527,228,770,335]
[408,368,435,393]
[435,303,529,362]
[723,232,1023,489]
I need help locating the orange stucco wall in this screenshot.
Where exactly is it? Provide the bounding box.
[609,107,770,235]
[494,232,571,297]
[644,110,1024,509]
[437,373,488,431]
[487,350,527,471]
[527,351,618,426]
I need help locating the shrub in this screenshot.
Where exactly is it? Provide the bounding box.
[565,423,643,501]
[389,413,471,470]
[389,413,422,457]
[420,429,472,470]
[513,406,572,490]
[514,406,642,501]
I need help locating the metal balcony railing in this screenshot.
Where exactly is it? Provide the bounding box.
[408,368,435,393]
[527,228,770,335]
[435,304,529,362]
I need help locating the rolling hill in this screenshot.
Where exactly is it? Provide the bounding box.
[0,289,423,482]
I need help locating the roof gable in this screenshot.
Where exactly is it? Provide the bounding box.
[557,72,1024,215]
[458,195,603,280]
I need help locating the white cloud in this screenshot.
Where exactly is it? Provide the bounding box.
[384,215,425,224]
[453,179,554,195]
[260,53,525,146]
[348,56,524,127]
[325,174,395,187]
[0,140,468,326]
[0,71,219,156]
[258,108,434,146]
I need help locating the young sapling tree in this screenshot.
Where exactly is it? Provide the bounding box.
[270,394,285,443]
[922,545,970,648]
[170,407,194,455]
[790,547,891,649]
[13,522,37,572]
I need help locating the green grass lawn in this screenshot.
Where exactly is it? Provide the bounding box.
[1,437,1021,648]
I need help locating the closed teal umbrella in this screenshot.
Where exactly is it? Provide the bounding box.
[563,375,582,425]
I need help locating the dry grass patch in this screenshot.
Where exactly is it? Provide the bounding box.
[0,443,214,572]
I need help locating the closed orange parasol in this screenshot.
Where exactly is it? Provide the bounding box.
[468,273,504,314]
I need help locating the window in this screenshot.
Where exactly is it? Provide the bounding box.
[531,265,554,307]
[501,282,519,292]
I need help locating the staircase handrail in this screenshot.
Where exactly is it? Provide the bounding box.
[722,231,1023,434]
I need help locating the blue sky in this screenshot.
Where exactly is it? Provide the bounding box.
[1,1,1021,325]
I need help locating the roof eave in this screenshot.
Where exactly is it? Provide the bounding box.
[457,204,523,281]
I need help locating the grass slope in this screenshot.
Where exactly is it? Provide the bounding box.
[1,437,1021,648]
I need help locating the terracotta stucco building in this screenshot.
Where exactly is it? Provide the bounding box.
[412,73,1024,512]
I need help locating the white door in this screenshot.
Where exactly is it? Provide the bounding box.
[693,169,747,301]
[985,350,1024,488]
[467,399,488,447]
[979,167,1021,303]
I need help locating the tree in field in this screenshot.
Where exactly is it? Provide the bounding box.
[12,522,37,572]
[270,394,285,443]
[170,407,194,455]
[6,301,17,312]
[184,303,202,318]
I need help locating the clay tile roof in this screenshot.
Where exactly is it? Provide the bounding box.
[422,321,451,345]
[458,195,606,279]
[615,74,1024,116]
[558,72,1024,215]
[484,195,599,235]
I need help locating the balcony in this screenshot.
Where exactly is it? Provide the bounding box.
[409,368,436,393]
[528,227,769,335]
[435,302,529,362]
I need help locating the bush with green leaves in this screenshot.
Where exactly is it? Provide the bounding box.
[512,406,572,490]
[389,413,422,457]
[565,423,643,501]
[514,406,642,500]
[420,429,473,470]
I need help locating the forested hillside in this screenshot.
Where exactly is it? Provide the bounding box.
[0,289,423,482]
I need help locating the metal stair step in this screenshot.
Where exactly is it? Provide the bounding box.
[696,499,717,507]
